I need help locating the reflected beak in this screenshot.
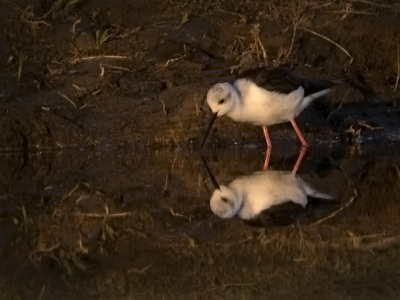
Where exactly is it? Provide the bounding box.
[200,111,218,149]
[200,156,220,190]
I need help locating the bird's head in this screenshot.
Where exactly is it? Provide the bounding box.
[207,83,235,117]
[210,185,241,219]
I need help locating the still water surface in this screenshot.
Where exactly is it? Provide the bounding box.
[1,144,400,299]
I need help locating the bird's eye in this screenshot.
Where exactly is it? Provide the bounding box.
[218,99,225,105]
[221,197,228,203]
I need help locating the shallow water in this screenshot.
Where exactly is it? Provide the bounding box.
[1,144,400,299]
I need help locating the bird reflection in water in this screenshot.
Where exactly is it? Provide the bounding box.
[202,148,337,227]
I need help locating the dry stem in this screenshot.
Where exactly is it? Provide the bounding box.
[61,183,79,201]
[102,63,130,71]
[283,23,297,64]
[57,91,77,109]
[299,27,354,64]
[310,189,357,226]
[70,55,130,63]
[80,212,131,218]
[127,263,153,274]
[160,99,167,116]
[395,40,399,91]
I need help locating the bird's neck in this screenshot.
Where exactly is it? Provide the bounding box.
[225,86,243,119]
[229,185,246,216]
[230,84,243,103]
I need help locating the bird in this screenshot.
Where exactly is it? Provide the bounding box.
[201,152,336,228]
[200,67,342,148]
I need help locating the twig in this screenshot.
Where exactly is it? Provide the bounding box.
[99,63,104,77]
[170,208,190,220]
[357,120,382,130]
[61,183,79,201]
[163,174,169,192]
[326,100,344,122]
[127,263,153,274]
[310,189,357,226]
[310,2,333,9]
[358,236,400,250]
[17,52,28,82]
[160,99,167,116]
[101,63,130,71]
[395,40,399,91]
[155,55,186,74]
[75,195,90,203]
[297,220,304,244]
[395,167,400,181]
[250,24,267,64]
[210,282,256,291]
[72,84,86,92]
[29,243,61,267]
[299,27,354,64]
[326,88,350,122]
[57,91,77,109]
[284,23,297,63]
[257,36,267,64]
[352,0,395,8]
[36,285,46,300]
[223,236,253,248]
[20,5,51,27]
[80,212,131,218]
[70,55,130,63]
[71,19,81,39]
[326,9,376,16]
[22,204,29,232]
[215,9,246,21]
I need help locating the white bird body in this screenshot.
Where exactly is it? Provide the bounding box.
[211,80,329,127]
[201,67,338,148]
[210,170,333,221]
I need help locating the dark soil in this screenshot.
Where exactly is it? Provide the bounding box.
[1,0,400,150]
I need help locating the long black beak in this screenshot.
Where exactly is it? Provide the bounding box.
[200,95,207,108]
[200,111,218,148]
[201,156,220,190]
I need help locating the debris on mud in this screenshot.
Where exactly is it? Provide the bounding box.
[1,0,400,150]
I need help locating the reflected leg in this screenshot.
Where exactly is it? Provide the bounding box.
[263,147,272,171]
[292,146,307,174]
[262,126,272,148]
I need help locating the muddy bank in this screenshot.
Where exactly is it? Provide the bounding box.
[0,0,400,150]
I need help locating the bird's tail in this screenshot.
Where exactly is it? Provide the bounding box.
[304,184,334,200]
[301,89,332,111]
[330,78,348,85]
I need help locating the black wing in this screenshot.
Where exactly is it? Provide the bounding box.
[243,201,305,228]
[237,67,334,97]
[242,197,338,228]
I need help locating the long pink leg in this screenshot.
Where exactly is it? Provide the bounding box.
[290,120,308,147]
[263,147,272,171]
[262,126,272,148]
[292,146,307,174]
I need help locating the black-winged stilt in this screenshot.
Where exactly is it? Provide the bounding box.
[200,67,341,148]
[201,150,335,227]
